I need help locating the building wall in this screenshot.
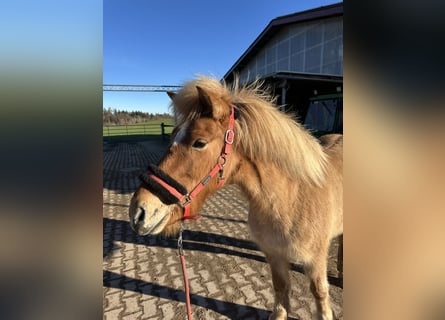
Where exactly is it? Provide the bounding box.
[238,16,343,84]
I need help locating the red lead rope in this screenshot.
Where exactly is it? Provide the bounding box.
[148,106,236,320]
[177,225,192,320]
[177,106,235,320]
[180,254,192,320]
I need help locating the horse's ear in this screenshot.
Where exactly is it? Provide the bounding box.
[196,86,213,117]
[166,91,176,100]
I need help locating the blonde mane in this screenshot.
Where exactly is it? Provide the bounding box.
[171,76,327,186]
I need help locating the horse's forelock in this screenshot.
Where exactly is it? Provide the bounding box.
[172,76,232,124]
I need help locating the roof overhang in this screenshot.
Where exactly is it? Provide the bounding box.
[262,71,343,84]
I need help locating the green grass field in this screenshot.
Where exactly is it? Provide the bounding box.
[103,119,175,137]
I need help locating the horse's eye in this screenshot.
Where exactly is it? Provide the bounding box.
[192,139,207,149]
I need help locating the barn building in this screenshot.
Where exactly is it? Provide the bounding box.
[224,2,343,135]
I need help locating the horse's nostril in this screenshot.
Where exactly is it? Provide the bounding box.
[135,206,146,224]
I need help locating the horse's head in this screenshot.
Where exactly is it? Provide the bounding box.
[129,79,239,237]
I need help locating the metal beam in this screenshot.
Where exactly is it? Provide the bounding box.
[103,84,182,92]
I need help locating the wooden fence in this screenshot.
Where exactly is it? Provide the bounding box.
[103,122,174,139]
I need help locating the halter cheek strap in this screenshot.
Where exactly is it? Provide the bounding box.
[139,105,236,221]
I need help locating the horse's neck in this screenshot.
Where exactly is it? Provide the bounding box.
[232,157,301,207]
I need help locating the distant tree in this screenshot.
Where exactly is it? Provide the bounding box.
[103,108,173,125]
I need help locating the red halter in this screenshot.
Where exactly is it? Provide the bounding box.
[144,105,236,221]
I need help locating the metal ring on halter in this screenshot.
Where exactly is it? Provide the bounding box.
[217,155,227,167]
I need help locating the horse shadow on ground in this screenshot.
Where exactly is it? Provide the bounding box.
[104,269,280,320]
[103,217,263,266]
[103,216,342,283]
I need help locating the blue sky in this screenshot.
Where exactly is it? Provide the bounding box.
[103,0,341,114]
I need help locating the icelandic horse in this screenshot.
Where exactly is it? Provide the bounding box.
[129,76,343,320]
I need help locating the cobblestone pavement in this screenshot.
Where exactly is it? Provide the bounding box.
[103,139,343,320]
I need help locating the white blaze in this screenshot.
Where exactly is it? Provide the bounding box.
[172,121,190,147]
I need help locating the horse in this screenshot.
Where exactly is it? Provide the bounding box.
[129,76,343,320]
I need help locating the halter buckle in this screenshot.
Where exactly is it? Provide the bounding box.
[180,195,192,208]
[225,129,234,145]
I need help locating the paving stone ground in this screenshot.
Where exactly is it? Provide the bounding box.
[103,138,343,320]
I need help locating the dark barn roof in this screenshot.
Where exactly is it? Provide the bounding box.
[223,2,343,83]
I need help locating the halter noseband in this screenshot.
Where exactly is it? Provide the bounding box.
[139,105,236,221]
